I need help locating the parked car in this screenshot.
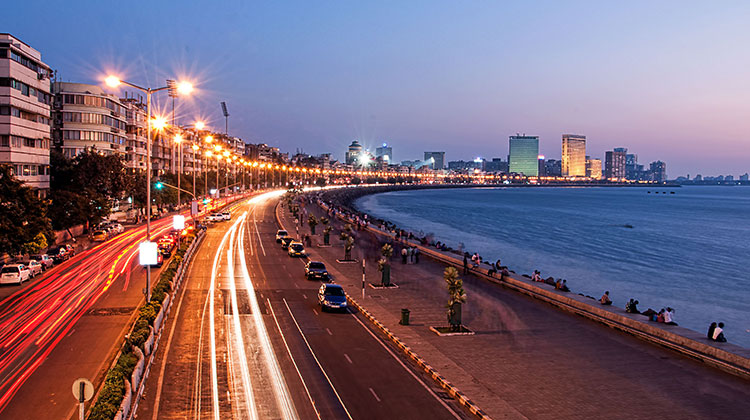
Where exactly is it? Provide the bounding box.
[111,223,124,234]
[220,211,231,221]
[275,230,288,243]
[63,243,76,257]
[318,283,347,312]
[92,230,108,242]
[1,264,31,285]
[305,261,329,281]
[24,260,43,277]
[288,242,306,257]
[46,246,68,263]
[207,213,224,222]
[29,254,54,270]
[281,236,294,250]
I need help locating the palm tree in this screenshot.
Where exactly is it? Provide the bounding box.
[444,267,466,331]
[323,225,333,245]
[308,215,318,235]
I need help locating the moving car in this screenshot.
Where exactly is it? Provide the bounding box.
[288,242,305,257]
[29,254,54,270]
[280,236,294,250]
[24,260,43,277]
[304,261,329,281]
[63,243,76,257]
[318,283,347,312]
[275,230,288,243]
[92,230,108,242]
[1,264,31,285]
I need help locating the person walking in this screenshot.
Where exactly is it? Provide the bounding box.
[414,247,420,264]
[463,253,469,274]
[401,247,408,264]
[409,247,414,263]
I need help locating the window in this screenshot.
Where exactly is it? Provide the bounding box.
[0,135,8,147]
[23,138,35,148]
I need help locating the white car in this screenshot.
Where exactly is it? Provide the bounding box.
[207,213,224,222]
[111,223,124,234]
[25,260,43,277]
[1,264,31,285]
[220,212,231,221]
[275,230,288,243]
[30,254,54,270]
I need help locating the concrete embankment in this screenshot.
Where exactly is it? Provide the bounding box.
[318,185,750,381]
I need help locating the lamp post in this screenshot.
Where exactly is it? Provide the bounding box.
[105,76,193,301]
[214,145,222,198]
[204,135,213,198]
[174,134,183,208]
[192,143,199,198]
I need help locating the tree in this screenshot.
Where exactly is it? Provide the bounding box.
[378,243,393,286]
[323,225,333,245]
[0,165,54,256]
[339,227,355,261]
[308,215,318,235]
[444,267,466,331]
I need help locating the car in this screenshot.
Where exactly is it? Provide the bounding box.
[305,261,329,281]
[318,283,347,312]
[24,260,43,277]
[275,230,289,243]
[207,213,224,222]
[220,212,231,221]
[92,230,108,242]
[111,223,124,234]
[1,264,31,285]
[29,254,54,270]
[280,236,294,250]
[288,242,305,257]
[46,246,68,263]
[63,243,76,257]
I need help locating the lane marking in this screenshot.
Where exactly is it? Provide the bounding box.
[312,309,318,316]
[344,354,353,365]
[369,387,381,403]
[302,294,307,300]
[326,328,333,336]
[267,298,321,420]
[348,312,463,419]
[283,298,353,420]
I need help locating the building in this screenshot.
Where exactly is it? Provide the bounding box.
[424,151,445,170]
[561,134,586,177]
[543,159,561,177]
[345,140,363,165]
[0,34,53,195]
[508,135,539,176]
[121,97,147,170]
[52,82,128,160]
[375,143,392,163]
[604,148,627,179]
[585,156,602,179]
[484,158,508,173]
[649,160,667,182]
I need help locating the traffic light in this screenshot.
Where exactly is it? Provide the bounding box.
[155,182,163,190]
[202,198,210,204]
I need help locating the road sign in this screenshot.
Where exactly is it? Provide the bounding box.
[173,215,185,230]
[191,200,199,215]
[139,241,158,266]
[72,377,94,401]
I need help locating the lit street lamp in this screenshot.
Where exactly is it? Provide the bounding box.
[104,75,193,301]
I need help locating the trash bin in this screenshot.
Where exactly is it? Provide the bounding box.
[400,308,410,325]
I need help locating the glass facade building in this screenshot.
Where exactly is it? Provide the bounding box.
[561,134,586,177]
[508,135,539,176]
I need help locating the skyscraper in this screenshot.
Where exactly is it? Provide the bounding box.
[424,151,445,170]
[508,135,539,176]
[0,34,53,195]
[561,134,586,177]
[345,140,362,165]
[605,148,627,179]
[586,156,602,179]
[375,143,392,163]
[649,161,667,182]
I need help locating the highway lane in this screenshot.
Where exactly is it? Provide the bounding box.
[139,191,466,419]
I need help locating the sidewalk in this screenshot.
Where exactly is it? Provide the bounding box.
[281,201,750,419]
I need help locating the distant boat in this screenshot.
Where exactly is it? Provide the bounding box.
[623,224,634,229]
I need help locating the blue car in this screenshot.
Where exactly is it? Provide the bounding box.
[318,284,347,312]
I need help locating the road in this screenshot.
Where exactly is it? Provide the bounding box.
[137,191,467,419]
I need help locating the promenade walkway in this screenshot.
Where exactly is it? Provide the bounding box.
[284,200,750,419]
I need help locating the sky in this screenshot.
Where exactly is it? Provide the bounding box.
[3,0,749,176]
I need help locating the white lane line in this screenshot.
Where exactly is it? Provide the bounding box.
[253,215,266,256]
[312,309,318,316]
[239,219,298,419]
[267,298,321,420]
[369,387,381,403]
[283,298,353,420]
[326,328,333,336]
[344,354,353,365]
[348,312,463,419]
[227,219,258,419]
[302,294,307,300]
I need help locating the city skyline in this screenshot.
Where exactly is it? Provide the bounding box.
[3,1,750,175]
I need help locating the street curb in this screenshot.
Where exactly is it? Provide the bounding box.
[345,295,492,420]
[275,197,492,420]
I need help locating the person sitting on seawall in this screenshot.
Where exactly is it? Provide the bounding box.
[656,308,666,323]
[560,279,570,292]
[664,307,678,325]
[600,291,613,306]
[625,299,641,314]
[531,270,542,282]
[707,322,717,340]
[712,322,727,342]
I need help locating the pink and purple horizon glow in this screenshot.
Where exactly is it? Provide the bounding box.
[4,1,749,176]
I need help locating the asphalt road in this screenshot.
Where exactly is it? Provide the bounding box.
[137,191,467,419]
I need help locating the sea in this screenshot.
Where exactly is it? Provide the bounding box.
[356,185,750,348]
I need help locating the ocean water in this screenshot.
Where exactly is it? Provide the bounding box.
[356,186,750,348]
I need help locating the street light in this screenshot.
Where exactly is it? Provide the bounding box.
[104,74,193,302]
[174,134,183,207]
[194,121,205,131]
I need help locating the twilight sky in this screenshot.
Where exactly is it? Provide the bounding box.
[3,1,749,176]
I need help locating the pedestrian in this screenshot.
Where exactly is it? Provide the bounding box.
[463,253,469,274]
[409,247,414,263]
[414,247,420,264]
[600,291,612,306]
[401,247,408,264]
